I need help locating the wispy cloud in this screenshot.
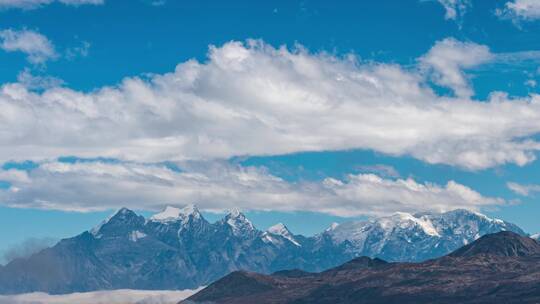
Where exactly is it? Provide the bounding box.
[507,182,540,196]
[0,29,57,64]
[0,0,103,10]
[0,160,504,216]
[65,40,90,60]
[356,164,400,178]
[419,37,493,98]
[496,0,540,22]
[16,69,64,90]
[1,237,56,265]
[435,0,471,21]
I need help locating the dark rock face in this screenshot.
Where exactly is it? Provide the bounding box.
[183,232,540,304]
[0,206,527,295]
[450,231,540,257]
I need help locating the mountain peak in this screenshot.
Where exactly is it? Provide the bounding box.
[226,207,243,218]
[450,231,540,258]
[268,223,288,234]
[268,223,300,246]
[325,222,339,232]
[107,207,139,222]
[223,208,256,235]
[149,204,201,223]
[90,207,143,238]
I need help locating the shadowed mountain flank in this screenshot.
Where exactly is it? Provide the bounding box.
[183,232,540,304]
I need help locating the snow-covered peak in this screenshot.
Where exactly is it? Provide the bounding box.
[224,208,256,236]
[326,222,340,232]
[268,223,289,235]
[268,223,300,246]
[378,212,440,237]
[150,204,201,223]
[227,207,242,218]
[532,233,540,240]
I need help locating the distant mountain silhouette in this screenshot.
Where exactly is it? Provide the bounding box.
[0,206,527,295]
[183,232,540,304]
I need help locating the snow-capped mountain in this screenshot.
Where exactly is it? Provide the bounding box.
[532,233,540,241]
[266,223,300,246]
[325,209,526,261]
[0,206,526,294]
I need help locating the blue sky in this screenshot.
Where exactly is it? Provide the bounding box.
[1,0,540,260]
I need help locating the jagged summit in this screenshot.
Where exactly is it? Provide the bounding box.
[225,207,244,218]
[223,208,256,236]
[267,223,300,246]
[149,204,202,223]
[450,231,540,258]
[1,206,531,295]
[268,223,289,234]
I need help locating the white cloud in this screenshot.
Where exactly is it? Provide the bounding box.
[0,288,200,304]
[2,39,540,170]
[0,0,103,10]
[497,0,540,21]
[0,160,504,216]
[16,69,64,90]
[436,0,470,20]
[65,40,90,60]
[507,181,540,196]
[0,29,57,64]
[420,37,493,98]
[355,164,400,178]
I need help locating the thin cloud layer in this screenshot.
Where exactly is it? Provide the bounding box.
[1,39,540,170]
[0,161,503,216]
[0,288,200,304]
[0,0,103,10]
[507,182,540,196]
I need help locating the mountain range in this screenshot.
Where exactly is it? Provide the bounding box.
[0,205,528,295]
[182,231,540,304]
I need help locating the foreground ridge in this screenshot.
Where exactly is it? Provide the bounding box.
[182,232,540,304]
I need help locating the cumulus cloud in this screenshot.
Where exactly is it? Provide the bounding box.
[497,0,540,21]
[0,288,200,304]
[507,182,540,196]
[0,160,504,216]
[0,29,57,64]
[420,37,493,98]
[1,39,540,170]
[435,0,470,21]
[0,0,103,10]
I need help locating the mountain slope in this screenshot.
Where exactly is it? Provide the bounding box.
[325,209,526,261]
[182,232,540,304]
[0,207,527,294]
